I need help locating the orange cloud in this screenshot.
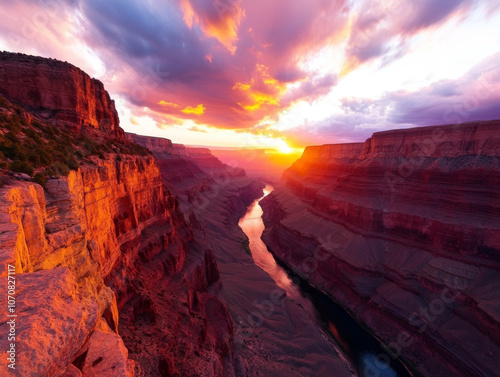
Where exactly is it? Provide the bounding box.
[233,82,251,91]
[182,104,206,116]
[242,93,279,111]
[180,0,244,54]
[233,64,286,112]
[158,100,180,107]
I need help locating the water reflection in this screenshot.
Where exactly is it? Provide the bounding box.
[238,185,304,301]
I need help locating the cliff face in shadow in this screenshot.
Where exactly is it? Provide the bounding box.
[261,121,500,377]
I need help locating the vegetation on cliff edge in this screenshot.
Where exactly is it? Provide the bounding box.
[0,95,151,186]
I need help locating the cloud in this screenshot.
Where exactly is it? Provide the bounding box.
[386,53,500,125]
[188,125,208,133]
[182,104,206,116]
[284,52,500,145]
[159,101,180,108]
[342,0,477,74]
[1,0,498,148]
[282,74,338,106]
[180,0,245,53]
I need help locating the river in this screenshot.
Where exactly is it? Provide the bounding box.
[238,185,411,377]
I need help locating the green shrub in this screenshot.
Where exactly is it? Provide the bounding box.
[37,147,53,165]
[28,151,41,165]
[10,160,34,176]
[25,128,42,143]
[44,125,57,140]
[66,155,79,170]
[5,131,20,144]
[52,162,70,176]
[32,120,43,129]
[33,172,47,187]
[0,140,27,161]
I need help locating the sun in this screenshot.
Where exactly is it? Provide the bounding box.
[277,143,293,154]
[279,145,293,154]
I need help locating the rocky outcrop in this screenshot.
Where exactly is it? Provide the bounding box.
[0,52,122,138]
[0,153,187,375]
[187,147,229,172]
[127,133,212,195]
[0,267,98,376]
[261,120,500,377]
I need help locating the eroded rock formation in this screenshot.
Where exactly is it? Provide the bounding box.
[261,120,500,377]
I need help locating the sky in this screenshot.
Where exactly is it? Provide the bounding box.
[0,0,499,151]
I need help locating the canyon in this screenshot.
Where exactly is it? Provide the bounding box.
[1,50,499,377]
[261,121,500,377]
[0,52,355,377]
[0,52,122,138]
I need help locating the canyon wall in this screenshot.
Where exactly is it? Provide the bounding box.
[0,154,180,376]
[0,53,239,376]
[261,120,500,377]
[127,133,245,215]
[0,52,122,138]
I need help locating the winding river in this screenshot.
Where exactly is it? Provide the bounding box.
[239,185,411,377]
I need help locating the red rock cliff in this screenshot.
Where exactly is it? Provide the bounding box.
[0,52,122,138]
[262,120,500,377]
[0,53,236,377]
[0,154,176,376]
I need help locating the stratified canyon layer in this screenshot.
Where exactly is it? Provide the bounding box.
[261,121,500,377]
[0,52,122,138]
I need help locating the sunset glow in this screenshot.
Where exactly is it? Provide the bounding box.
[0,0,499,148]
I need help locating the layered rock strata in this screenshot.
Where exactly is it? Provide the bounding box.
[261,120,500,377]
[0,51,122,138]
